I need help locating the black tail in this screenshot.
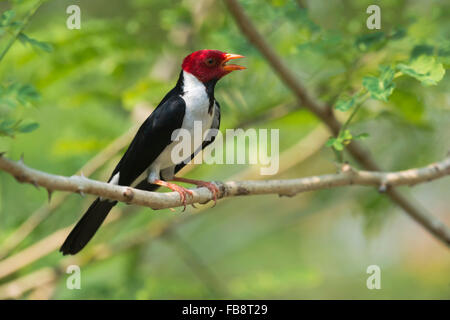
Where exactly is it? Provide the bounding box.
[60,198,117,255]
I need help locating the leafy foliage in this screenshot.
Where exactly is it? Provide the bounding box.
[326,129,369,152]
[0,4,51,137]
[328,44,446,155]
[0,9,18,29]
[397,56,445,86]
[0,82,40,136]
[18,32,53,52]
[362,66,396,102]
[335,95,357,112]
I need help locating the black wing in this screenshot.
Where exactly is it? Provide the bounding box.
[174,100,221,174]
[111,92,186,186]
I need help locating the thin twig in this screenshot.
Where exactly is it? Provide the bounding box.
[0,0,44,62]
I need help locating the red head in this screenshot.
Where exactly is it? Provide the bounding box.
[182,49,246,83]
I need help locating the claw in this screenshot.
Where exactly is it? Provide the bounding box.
[171,177,219,207]
[200,182,219,207]
[173,187,194,211]
[152,179,194,211]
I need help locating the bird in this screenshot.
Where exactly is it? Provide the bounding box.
[60,49,246,255]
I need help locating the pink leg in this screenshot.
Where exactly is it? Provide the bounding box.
[152,179,194,211]
[171,177,219,207]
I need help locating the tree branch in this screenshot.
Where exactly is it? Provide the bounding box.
[223,0,450,246]
[1,154,449,236]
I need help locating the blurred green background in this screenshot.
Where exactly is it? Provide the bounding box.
[0,0,449,299]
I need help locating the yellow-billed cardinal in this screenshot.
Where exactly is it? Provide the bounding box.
[60,50,245,255]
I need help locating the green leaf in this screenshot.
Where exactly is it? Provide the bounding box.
[0,83,40,108]
[338,130,353,145]
[397,56,445,86]
[0,119,18,137]
[18,33,53,52]
[340,129,352,141]
[0,10,15,27]
[325,137,336,147]
[0,119,15,129]
[335,96,355,112]
[362,66,396,101]
[326,136,345,151]
[332,139,344,151]
[17,84,40,104]
[18,122,39,133]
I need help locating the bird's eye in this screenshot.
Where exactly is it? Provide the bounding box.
[205,58,215,66]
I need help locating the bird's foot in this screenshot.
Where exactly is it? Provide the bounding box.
[171,177,219,207]
[152,179,194,211]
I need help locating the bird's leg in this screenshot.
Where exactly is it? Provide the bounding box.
[151,179,194,211]
[171,177,219,207]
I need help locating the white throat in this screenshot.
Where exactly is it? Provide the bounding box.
[181,71,210,117]
[182,71,207,94]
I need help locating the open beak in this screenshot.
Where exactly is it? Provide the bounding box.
[222,53,246,72]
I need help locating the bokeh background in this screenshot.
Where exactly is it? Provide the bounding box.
[0,0,449,299]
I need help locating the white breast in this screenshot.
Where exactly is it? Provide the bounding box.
[147,71,214,180]
[180,71,214,134]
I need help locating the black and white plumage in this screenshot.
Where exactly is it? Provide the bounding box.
[60,50,245,255]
